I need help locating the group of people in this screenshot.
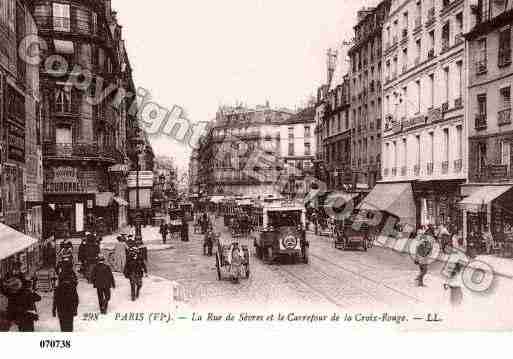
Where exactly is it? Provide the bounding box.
[159,220,190,243]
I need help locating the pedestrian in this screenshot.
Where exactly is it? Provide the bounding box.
[78,238,87,275]
[124,247,147,301]
[414,236,432,287]
[181,219,190,242]
[482,226,494,254]
[85,235,100,283]
[44,241,56,269]
[0,264,41,332]
[90,256,115,314]
[444,262,464,307]
[52,268,79,332]
[160,222,168,244]
[113,236,127,273]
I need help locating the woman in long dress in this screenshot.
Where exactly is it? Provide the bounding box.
[113,236,127,273]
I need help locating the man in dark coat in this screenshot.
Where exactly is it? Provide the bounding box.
[1,265,41,332]
[90,257,115,314]
[85,237,100,283]
[159,222,169,244]
[52,268,79,332]
[78,239,87,275]
[181,219,190,242]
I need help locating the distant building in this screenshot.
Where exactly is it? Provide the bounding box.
[348,1,390,190]
[277,107,316,197]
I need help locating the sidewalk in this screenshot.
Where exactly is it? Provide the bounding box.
[372,235,513,279]
[34,273,179,332]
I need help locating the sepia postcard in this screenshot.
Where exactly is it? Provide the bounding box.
[1,0,513,354]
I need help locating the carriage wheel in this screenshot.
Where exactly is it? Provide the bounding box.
[215,253,222,281]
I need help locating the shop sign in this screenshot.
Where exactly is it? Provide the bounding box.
[54,167,78,183]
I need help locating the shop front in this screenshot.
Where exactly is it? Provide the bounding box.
[459,185,513,258]
[43,194,95,239]
[414,180,464,232]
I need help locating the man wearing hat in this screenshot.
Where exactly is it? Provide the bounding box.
[90,256,115,314]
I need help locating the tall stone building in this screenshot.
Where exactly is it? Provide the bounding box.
[0,0,43,276]
[369,0,467,229]
[348,1,390,190]
[460,1,513,241]
[30,0,134,238]
[200,104,294,197]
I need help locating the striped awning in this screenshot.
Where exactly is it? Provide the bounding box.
[459,185,512,212]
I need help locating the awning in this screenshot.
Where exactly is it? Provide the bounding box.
[95,192,114,207]
[358,182,416,227]
[0,224,38,261]
[458,185,512,212]
[113,196,129,207]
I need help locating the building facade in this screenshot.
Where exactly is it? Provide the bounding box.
[200,104,294,197]
[277,107,316,197]
[349,1,390,190]
[0,0,44,276]
[30,0,133,238]
[460,0,513,243]
[377,0,467,229]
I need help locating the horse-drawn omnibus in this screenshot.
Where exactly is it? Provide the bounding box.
[254,199,309,264]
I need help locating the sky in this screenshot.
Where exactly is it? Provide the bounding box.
[112,0,379,173]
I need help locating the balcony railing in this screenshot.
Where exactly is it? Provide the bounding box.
[498,108,512,126]
[414,165,420,176]
[427,162,434,175]
[442,161,449,174]
[442,101,449,112]
[475,114,487,130]
[441,39,450,53]
[35,15,103,36]
[454,159,462,173]
[43,142,119,161]
[455,97,463,109]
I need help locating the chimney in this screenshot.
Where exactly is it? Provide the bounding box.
[326,48,338,85]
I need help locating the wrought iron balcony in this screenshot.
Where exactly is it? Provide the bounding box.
[441,39,450,53]
[475,114,487,130]
[44,142,119,162]
[498,108,512,126]
[442,101,449,112]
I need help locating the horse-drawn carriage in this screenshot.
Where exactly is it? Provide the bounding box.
[254,200,309,264]
[215,239,250,283]
[179,202,194,222]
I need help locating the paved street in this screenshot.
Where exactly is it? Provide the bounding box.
[145,217,513,330]
[149,218,444,312]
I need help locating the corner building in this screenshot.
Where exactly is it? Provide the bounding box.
[30,0,130,238]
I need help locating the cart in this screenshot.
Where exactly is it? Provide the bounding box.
[215,240,250,282]
[334,218,369,251]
